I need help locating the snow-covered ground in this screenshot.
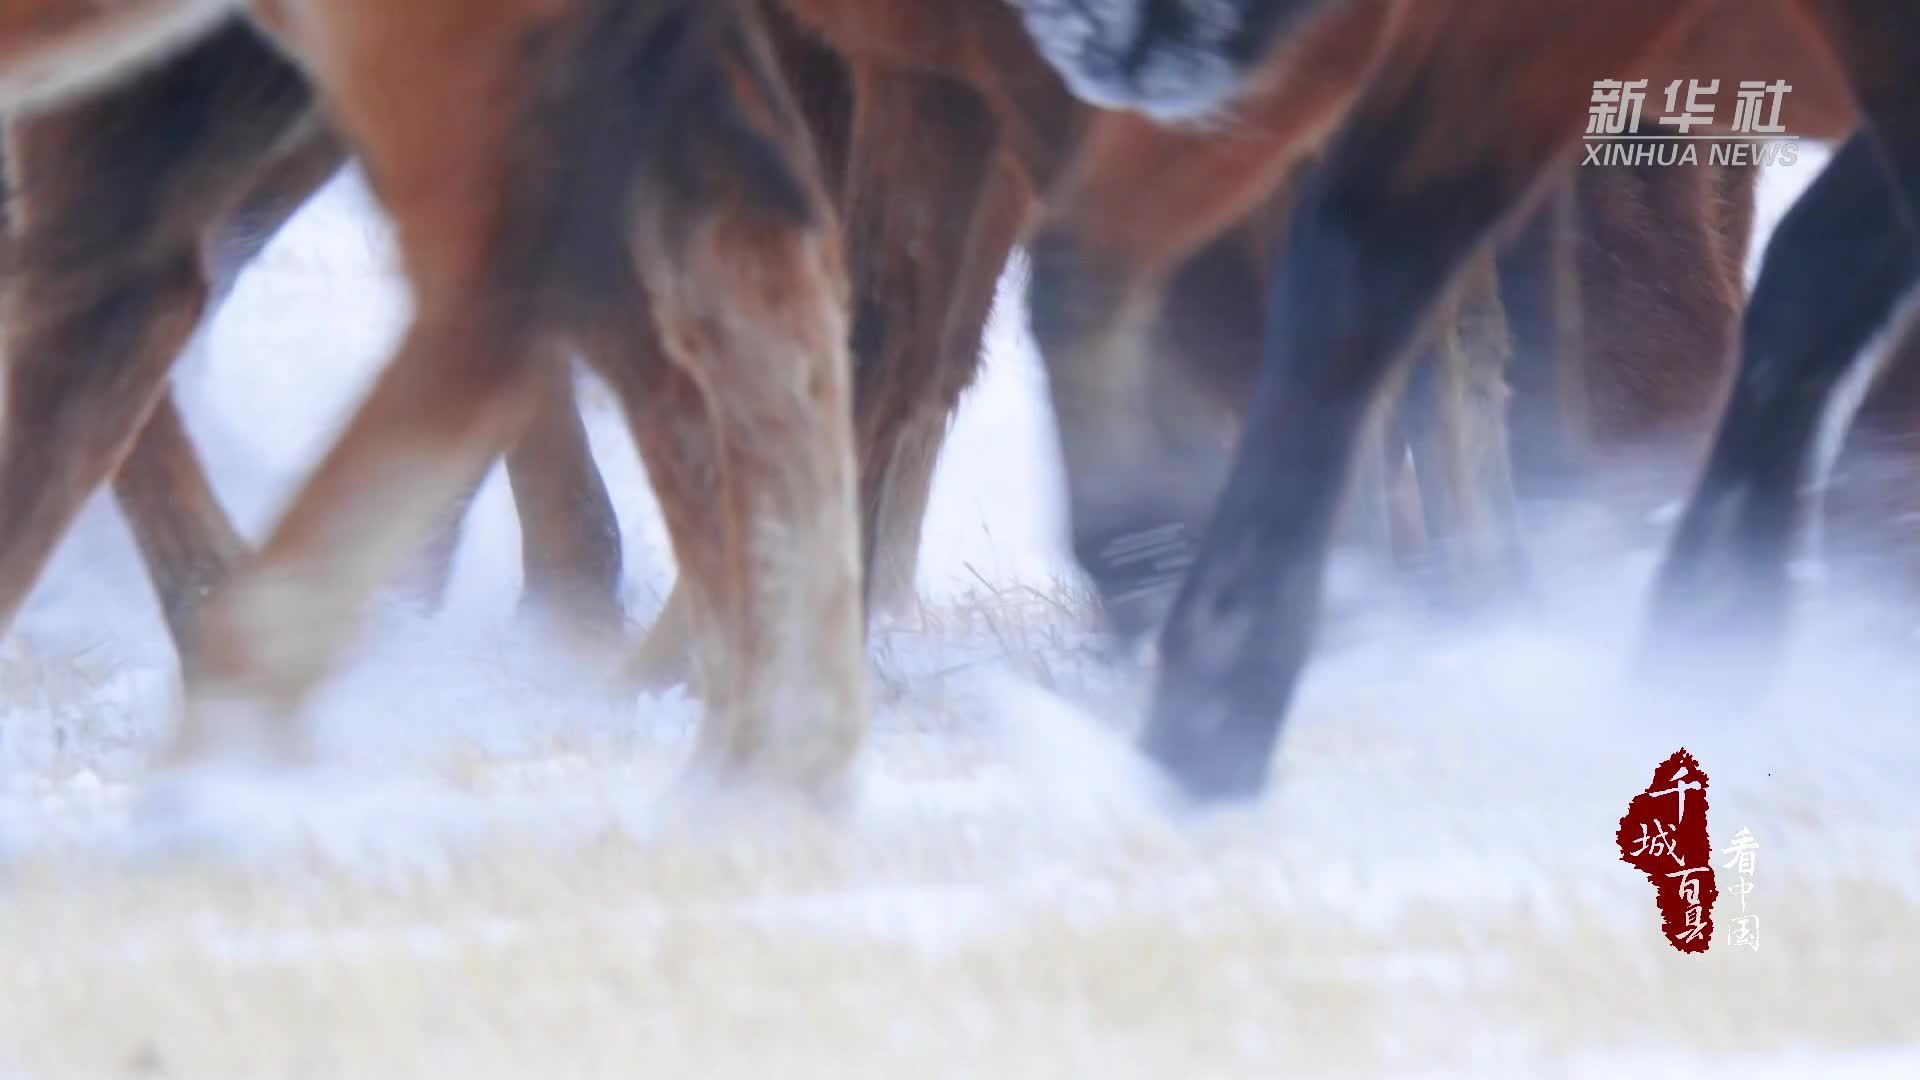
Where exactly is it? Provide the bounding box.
[3,153,1917,1076]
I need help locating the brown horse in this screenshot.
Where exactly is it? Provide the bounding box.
[776,0,1547,636]
[1131,140,1765,604]
[623,6,1529,700]
[1011,0,1883,800]
[0,22,625,677]
[1501,132,1760,523]
[754,0,1768,658]
[2,0,869,799]
[624,8,1034,688]
[0,4,1024,734]
[1147,175,1526,609]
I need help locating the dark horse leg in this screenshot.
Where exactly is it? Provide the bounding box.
[1641,134,1917,663]
[1132,6,1700,802]
[1643,1,1920,668]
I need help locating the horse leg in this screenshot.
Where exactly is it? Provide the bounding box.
[113,119,344,658]
[629,63,1023,688]
[1498,182,1588,509]
[603,96,863,795]
[0,25,309,642]
[504,358,625,635]
[1644,0,1920,659]
[1136,5,1702,801]
[1331,379,1402,572]
[1401,247,1531,610]
[110,397,247,656]
[845,71,1022,623]
[163,0,654,765]
[1023,5,1399,653]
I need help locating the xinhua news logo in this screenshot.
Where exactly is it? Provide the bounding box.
[1584,78,1800,167]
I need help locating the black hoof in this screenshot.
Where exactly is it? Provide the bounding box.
[1137,686,1282,806]
[1635,560,1792,707]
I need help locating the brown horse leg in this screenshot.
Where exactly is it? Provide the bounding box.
[1570,146,1750,499]
[862,404,943,619]
[0,249,208,640]
[391,358,623,630]
[602,39,862,790]
[865,156,1033,622]
[0,23,310,646]
[391,457,490,615]
[125,112,521,641]
[167,310,552,763]
[845,68,1020,622]
[161,1,600,764]
[110,396,247,656]
[625,23,852,694]
[630,63,1021,687]
[590,245,863,790]
[167,0,866,801]
[504,358,624,634]
[109,122,345,657]
[1499,179,1587,510]
[1400,248,1531,609]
